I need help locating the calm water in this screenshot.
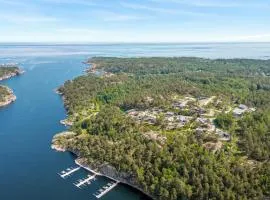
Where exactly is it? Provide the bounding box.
[0,43,269,200]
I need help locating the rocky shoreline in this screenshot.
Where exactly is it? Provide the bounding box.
[0,69,24,81]
[52,61,154,199]
[51,132,154,200]
[0,68,24,107]
[0,86,16,107]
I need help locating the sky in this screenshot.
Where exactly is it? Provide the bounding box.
[0,0,270,43]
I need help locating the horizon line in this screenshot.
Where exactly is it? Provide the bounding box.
[1,41,270,45]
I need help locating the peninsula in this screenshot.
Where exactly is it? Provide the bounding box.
[53,57,270,200]
[0,64,23,107]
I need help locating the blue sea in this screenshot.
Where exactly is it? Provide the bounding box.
[0,43,269,200]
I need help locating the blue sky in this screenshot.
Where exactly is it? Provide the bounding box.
[0,0,269,42]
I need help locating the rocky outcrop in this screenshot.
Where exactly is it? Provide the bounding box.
[0,68,24,81]
[51,132,154,199]
[0,86,16,107]
[76,158,154,200]
[0,67,24,107]
[60,119,73,126]
[51,131,76,152]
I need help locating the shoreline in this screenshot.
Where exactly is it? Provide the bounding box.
[85,61,97,73]
[0,69,24,82]
[0,68,24,107]
[74,158,154,200]
[0,86,16,107]
[51,133,154,200]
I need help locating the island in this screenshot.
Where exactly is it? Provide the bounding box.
[52,57,270,200]
[0,64,23,107]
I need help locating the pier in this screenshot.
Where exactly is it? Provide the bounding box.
[94,181,119,199]
[58,167,80,179]
[74,174,96,188]
[59,161,121,198]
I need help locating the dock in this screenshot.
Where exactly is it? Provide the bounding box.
[74,174,96,188]
[94,181,119,199]
[58,167,80,179]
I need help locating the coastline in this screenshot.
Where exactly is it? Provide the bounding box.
[52,62,154,199]
[51,132,154,200]
[0,68,24,107]
[75,158,154,200]
[84,60,97,74]
[0,69,24,82]
[0,86,16,107]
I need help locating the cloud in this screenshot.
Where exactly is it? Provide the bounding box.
[93,10,149,22]
[150,0,269,8]
[41,0,98,6]
[0,13,59,23]
[121,2,212,16]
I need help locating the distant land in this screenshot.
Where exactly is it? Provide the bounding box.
[52,57,270,200]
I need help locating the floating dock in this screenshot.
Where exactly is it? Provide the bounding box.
[94,181,119,199]
[58,167,80,179]
[74,174,96,188]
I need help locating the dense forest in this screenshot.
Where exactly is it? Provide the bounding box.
[54,57,270,200]
[0,85,11,102]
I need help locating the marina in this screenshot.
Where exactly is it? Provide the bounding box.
[74,174,96,188]
[2,43,261,199]
[59,162,120,198]
[58,167,80,179]
[94,181,119,199]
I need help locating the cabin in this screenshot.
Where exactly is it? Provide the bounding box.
[233,104,249,116]
[239,104,248,110]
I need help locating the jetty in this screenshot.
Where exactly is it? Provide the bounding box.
[74,174,96,188]
[58,167,80,178]
[94,181,119,199]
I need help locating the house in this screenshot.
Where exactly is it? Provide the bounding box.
[233,108,245,116]
[239,104,248,110]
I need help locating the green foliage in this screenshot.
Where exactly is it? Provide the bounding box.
[214,112,235,130]
[0,85,10,101]
[58,57,270,200]
[0,65,19,78]
[0,66,19,102]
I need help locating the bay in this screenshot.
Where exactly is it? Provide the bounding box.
[0,43,269,200]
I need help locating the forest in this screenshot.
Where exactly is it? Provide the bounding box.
[0,85,11,102]
[0,65,20,102]
[55,57,270,200]
[0,65,20,79]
